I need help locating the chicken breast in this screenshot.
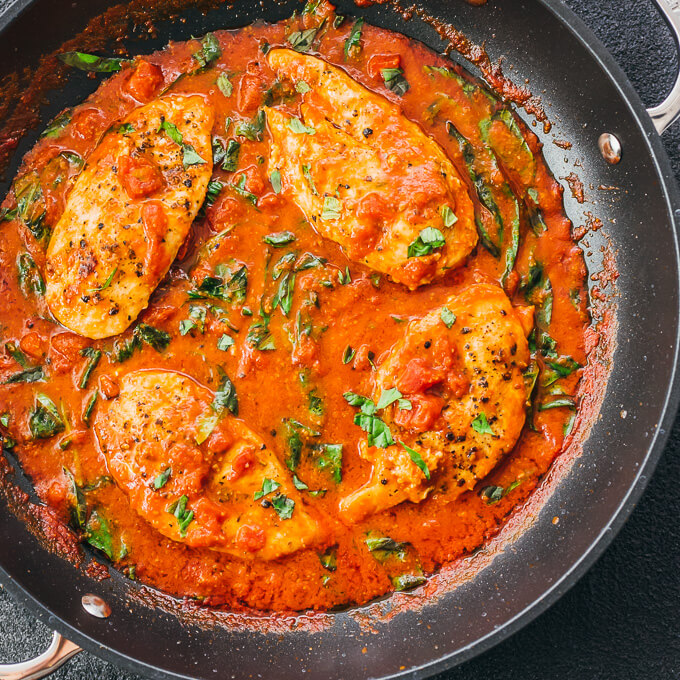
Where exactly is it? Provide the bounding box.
[45,95,213,339]
[94,370,325,560]
[339,284,532,523]
[266,49,477,289]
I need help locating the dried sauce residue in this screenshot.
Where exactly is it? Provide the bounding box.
[564,172,586,203]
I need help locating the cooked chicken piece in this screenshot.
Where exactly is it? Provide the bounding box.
[339,284,531,523]
[266,49,477,289]
[45,95,213,340]
[94,370,325,560]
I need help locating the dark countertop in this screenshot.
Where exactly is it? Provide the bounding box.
[1,0,679,678]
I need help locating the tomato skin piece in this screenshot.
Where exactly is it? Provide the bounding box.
[367,53,401,78]
[237,73,265,114]
[126,60,164,101]
[141,201,170,277]
[396,357,444,394]
[119,154,164,199]
[393,393,445,432]
[236,524,266,553]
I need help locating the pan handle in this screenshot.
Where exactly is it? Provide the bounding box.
[0,632,81,680]
[649,0,680,133]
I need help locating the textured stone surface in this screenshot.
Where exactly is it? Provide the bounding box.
[0,0,679,678]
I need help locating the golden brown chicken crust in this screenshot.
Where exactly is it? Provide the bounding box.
[94,370,326,560]
[45,95,214,339]
[340,284,531,523]
[266,49,478,289]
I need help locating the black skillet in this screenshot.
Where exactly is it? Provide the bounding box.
[1,0,680,678]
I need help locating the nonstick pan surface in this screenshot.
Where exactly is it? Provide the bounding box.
[0,1,679,679]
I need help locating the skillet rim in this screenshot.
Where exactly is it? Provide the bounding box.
[0,0,679,678]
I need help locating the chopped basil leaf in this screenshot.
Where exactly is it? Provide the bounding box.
[342,345,355,364]
[311,443,343,483]
[354,411,393,448]
[82,389,98,427]
[400,441,430,479]
[302,164,318,195]
[288,26,321,52]
[205,180,224,207]
[117,122,135,135]
[193,32,221,68]
[217,334,234,351]
[270,169,282,194]
[296,80,311,94]
[79,347,102,389]
[63,467,87,530]
[319,546,338,571]
[254,477,280,500]
[85,509,115,558]
[213,368,238,416]
[539,396,576,411]
[4,365,44,384]
[344,18,364,59]
[381,67,410,96]
[167,495,194,536]
[222,139,241,172]
[59,51,124,72]
[41,110,72,139]
[392,572,426,591]
[272,271,296,317]
[440,205,458,227]
[321,195,341,220]
[89,266,117,292]
[397,398,412,410]
[407,227,445,258]
[337,266,351,284]
[29,393,65,439]
[5,342,28,368]
[288,117,316,135]
[216,72,232,97]
[296,252,327,271]
[17,253,45,297]
[134,323,170,352]
[293,474,309,491]
[159,120,206,167]
[440,306,456,329]
[271,493,295,519]
[376,387,402,410]
[480,479,521,505]
[232,174,258,205]
[365,533,408,562]
[235,109,266,141]
[308,390,324,417]
[471,413,494,435]
[154,467,172,489]
[264,231,295,247]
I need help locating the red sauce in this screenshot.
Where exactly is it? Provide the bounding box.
[0,6,589,612]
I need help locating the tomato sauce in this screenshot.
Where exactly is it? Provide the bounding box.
[0,4,589,612]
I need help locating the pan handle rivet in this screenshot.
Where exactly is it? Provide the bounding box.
[81,593,112,618]
[598,133,622,164]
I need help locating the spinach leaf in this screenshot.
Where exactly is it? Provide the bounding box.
[222,139,241,172]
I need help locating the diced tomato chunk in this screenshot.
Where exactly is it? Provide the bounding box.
[99,375,120,400]
[237,73,264,114]
[394,393,444,432]
[19,331,45,359]
[142,201,170,276]
[396,357,444,394]
[126,60,164,101]
[225,448,256,481]
[236,524,266,552]
[204,425,235,456]
[367,53,401,79]
[119,154,164,199]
